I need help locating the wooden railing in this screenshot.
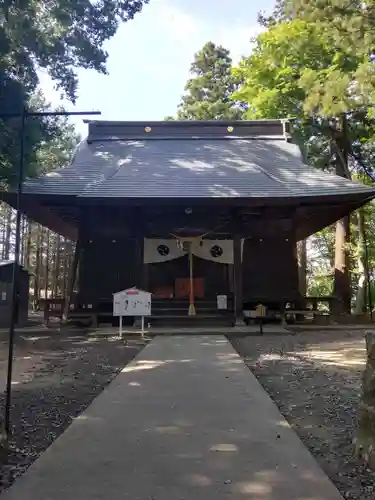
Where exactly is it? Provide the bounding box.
[243,296,337,325]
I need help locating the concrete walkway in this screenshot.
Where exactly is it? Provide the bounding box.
[1,336,343,500]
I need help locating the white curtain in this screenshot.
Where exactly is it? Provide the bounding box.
[191,240,234,264]
[143,239,187,263]
[144,238,241,264]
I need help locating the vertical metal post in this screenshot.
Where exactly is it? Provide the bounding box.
[4,107,26,439]
[188,243,195,316]
[233,233,243,326]
[0,109,100,441]
[119,315,123,339]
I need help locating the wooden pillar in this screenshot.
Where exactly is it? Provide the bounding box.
[133,234,145,328]
[134,209,146,290]
[297,239,307,296]
[61,237,81,323]
[135,236,145,289]
[143,260,149,291]
[233,233,244,326]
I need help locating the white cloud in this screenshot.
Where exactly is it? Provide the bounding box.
[152,1,260,63]
[156,3,200,47]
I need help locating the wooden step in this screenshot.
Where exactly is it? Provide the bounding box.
[149,315,234,328]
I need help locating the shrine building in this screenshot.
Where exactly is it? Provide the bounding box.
[2,120,375,326]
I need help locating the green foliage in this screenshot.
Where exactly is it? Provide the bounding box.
[0,0,145,186]
[1,0,149,102]
[255,1,375,118]
[175,42,245,120]
[233,20,331,119]
[0,92,80,188]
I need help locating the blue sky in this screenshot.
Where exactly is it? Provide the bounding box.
[39,0,275,136]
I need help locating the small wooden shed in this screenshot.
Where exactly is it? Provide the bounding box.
[0,261,30,327]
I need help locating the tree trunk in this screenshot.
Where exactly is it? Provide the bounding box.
[332,114,351,314]
[62,238,68,297]
[52,234,61,299]
[25,221,32,270]
[0,204,6,260]
[20,216,27,266]
[33,225,42,309]
[44,229,50,300]
[333,217,351,313]
[355,209,368,315]
[297,239,307,296]
[4,207,12,260]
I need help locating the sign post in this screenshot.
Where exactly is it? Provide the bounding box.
[119,315,123,338]
[113,287,151,339]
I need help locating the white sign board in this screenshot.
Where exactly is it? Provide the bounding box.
[217,294,227,310]
[113,288,151,317]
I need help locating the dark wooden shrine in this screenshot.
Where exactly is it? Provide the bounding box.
[2,119,375,326]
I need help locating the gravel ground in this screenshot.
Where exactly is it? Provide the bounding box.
[231,329,375,500]
[0,329,146,494]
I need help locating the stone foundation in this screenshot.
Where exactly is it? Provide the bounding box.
[354,332,375,468]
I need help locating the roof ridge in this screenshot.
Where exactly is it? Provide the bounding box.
[87,135,287,143]
[86,120,289,143]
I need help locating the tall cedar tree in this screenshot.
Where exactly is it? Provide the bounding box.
[176,42,245,120]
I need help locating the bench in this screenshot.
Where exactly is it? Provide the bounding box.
[282,308,330,324]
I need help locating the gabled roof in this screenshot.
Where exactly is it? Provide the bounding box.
[21,120,375,201]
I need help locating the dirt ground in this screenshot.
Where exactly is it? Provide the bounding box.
[231,328,375,500]
[0,328,147,493]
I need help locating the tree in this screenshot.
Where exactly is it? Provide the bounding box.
[232,17,375,312]
[0,0,146,188]
[257,1,375,120]
[0,91,80,188]
[175,42,245,120]
[1,0,149,102]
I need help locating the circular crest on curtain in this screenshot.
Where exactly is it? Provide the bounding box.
[210,245,223,258]
[157,244,170,256]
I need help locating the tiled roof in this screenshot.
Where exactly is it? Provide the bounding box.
[21,121,375,200]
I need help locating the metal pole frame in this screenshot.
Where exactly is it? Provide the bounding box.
[188,243,196,316]
[0,108,100,440]
[4,108,26,438]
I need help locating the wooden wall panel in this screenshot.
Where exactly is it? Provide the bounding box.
[242,235,299,302]
[78,237,137,304]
